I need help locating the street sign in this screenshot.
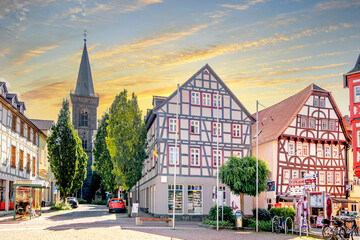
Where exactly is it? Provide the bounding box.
[267,181,275,191]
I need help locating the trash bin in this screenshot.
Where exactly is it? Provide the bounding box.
[235,210,243,228]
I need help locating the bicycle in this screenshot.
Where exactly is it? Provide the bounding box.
[339,216,360,240]
[273,216,288,234]
[321,218,344,240]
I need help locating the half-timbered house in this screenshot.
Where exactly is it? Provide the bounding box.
[252,84,351,209]
[134,64,254,219]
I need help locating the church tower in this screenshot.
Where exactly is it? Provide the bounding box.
[70,32,99,201]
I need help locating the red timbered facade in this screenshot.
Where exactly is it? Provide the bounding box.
[253,84,351,206]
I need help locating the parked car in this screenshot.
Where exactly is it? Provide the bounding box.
[108,198,125,213]
[67,197,79,208]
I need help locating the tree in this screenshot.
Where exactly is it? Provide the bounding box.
[219,155,270,213]
[93,112,117,195]
[47,99,88,200]
[106,90,147,216]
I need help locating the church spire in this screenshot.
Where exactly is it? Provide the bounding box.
[75,30,95,96]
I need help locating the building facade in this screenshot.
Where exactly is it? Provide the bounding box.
[252,84,351,209]
[134,65,254,219]
[0,82,45,211]
[70,38,99,201]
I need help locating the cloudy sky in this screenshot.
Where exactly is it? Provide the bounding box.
[0,0,359,121]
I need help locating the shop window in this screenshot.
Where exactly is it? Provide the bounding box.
[169,146,179,166]
[190,148,200,167]
[11,146,16,168]
[212,149,223,168]
[191,91,200,105]
[232,150,242,159]
[26,154,30,174]
[190,120,200,135]
[232,124,241,138]
[168,118,178,133]
[19,150,24,171]
[168,184,183,213]
[202,93,211,107]
[213,94,222,108]
[188,185,202,214]
[212,122,222,137]
[288,142,295,155]
[327,172,333,184]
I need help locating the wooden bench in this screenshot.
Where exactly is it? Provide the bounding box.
[136,217,172,227]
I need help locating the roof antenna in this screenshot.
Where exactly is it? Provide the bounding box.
[83,30,87,42]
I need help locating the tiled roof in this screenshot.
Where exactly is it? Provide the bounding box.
[30,119,54,131]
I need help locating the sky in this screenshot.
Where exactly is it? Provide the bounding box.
[0,0,359,122]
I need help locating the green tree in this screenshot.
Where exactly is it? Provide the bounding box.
[93,112,117,195]
[219,155,270,213]
[47,99,88,200]
[106,90,147,216]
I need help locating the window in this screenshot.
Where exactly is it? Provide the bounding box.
[232,150,243,159]
[354,85,360,103]
[168,184,183,213]
[33,132,37,145]
[169,146,179,166]
[320,99,325,107]
[212,149,223,168]
[292,170,299,179]
[303,143,309,156]
[202,93,211,107]
[168,118,178,133]
[283,169,290,183]
[309,118,315,129]
[296,142,302,156]
[191,91,200,105]
[352,204,357,212]
[232,124,241,138]
[317,144,323,157]
[190,120,200,135]
[322,120,328,130]
[12,114,16,132]
[288,142,295,155]
[301,171,307,178]
[11,146,16,168]
[314,97,319,106]
[325,145,331,158]
[82,140,87,150]
[190,148,200,167]
[329,120,335,131]
[333,145,338,158]
[32,157,36,176]
[80,111,88,127]
[310,143,316,155]
[301,118,307,128]
[19,150,24,171]
[319,172,325,184]
[212,122,222,137]
[27,154,30,173]
[213,94,222,108]
[327,172,333,184]
[27,126,31,141]
[188,185,202,214]
[20,121,24,137]
[335,172,341,185]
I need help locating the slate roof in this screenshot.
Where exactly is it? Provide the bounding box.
[74,41,95,96]
[251,84,350,145]
[343,52,360,88]
[30,119,54,131]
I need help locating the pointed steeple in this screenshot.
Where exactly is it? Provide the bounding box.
[75,32,95,96]
[348,52,360,74]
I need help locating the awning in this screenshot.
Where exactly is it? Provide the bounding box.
[332,198,357,204]
[13,180,50,188]
[279,196,299,202]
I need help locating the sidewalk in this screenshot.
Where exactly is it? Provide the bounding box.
[0,207,52,220]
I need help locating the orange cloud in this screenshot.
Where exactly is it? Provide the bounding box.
[15,44,59,65]
[221,0,265,10]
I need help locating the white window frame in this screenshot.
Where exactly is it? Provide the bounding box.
[317,144,323,157]
[303,143,309,156]
[191,91,200,105]
[354,85,360,103]
[325,145,331,158]
[212,122,222,137]
[190,120,200,135]
[213,94,222,108]
[320,98,325,107]
[283,169,290,183]
[288,142,295,155]
[301,117,307,128]
[168,118,178,133]
[327,172,333,184]
[332,145,338,159]
[329,120,335,131]
[187,185,203,214]
[335,172,341,185]
[190,148,201,167]
[309,118,315,129]
[212,149,223,168]
[292,170,299,179]
[168,184,183,214]
[296,142,302,156]
[202,93,211,107]
[232,124,241,138]
[232,150,243,159]
[314,96,319,107]
[319,172,325,184]
[169,146,180,166]
[322,120,328,130]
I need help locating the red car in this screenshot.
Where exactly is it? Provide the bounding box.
[108,198,126,213]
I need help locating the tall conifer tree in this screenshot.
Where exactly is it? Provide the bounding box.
[47,99,88,200]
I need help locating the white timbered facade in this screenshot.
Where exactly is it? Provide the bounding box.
[135,65,254,219]
[252,84,350,208]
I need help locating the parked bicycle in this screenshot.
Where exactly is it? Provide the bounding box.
[273,216,288,234]
[322,218,344,240]
[337,216,359,240]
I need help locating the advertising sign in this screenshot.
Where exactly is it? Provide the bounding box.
[304,178,316,189]
[132,203,139,214]
[230,192,240,214]
[290,178,304,186]
[289,186,304,195]
[309,192,324,208]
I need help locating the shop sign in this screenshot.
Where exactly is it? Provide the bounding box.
[290,178,304,186]
[304,173,318,179]
[309,192,323,208]
[289,186,304,195]
[304,178,316,189]
[316,216,324,227]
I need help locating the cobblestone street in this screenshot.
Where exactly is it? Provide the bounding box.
[0,205,313,240]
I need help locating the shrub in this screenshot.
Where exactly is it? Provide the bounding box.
[243,218,272,231]
[202,218,234,227]
[91,200,107,205]
[50,201,72,210]
[269,207,295,220]
[77,198,87,204]
[252,208,271,221]
[208,206,235,224]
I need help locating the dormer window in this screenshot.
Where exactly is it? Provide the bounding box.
[80,111,88,127]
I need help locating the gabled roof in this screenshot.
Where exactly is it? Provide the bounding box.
[18,101,26,110]
[30,119,54,131]
[343,52,360,87]
[6,93,18,105]
[74,40,95,96]
[0,82,8,93]
[252,84,350,145]
[153,64,255,122]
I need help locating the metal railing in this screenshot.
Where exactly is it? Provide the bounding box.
[285,217,294,235]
